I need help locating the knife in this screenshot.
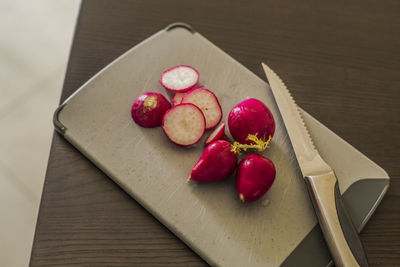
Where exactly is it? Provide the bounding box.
[262,63,368,267]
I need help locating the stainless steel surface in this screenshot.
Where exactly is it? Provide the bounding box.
[262,63,368,267]
[261,63,331,177]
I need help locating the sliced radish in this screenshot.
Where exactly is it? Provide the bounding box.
[171,93,185,105]
[162,103,205,146]
[181,88,222,130]
[159,65,199,92]
[172,86,204,106]
[205,122,226,145]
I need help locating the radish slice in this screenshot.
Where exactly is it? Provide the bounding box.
[162,103,205,146]
[171,93,185,105]
[159,65,199,92]
[181,88,222,130]
[171,86,203,105]
[205,122,225,145]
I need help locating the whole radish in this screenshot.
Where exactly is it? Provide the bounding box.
[189,140,238,182]
[131,92,171,127]
[228,98,275,144]
[236,154,276,202]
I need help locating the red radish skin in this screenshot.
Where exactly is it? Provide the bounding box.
[236,154,276,202]
[159,65,199,92]
[181,88,222,130]
[205,122,226,146]
[190,85,204,90]
[162,103,205,146]
[131,92,171,128]
[228,98,275,144]
[189,140,238,182]
[171,86,203,105]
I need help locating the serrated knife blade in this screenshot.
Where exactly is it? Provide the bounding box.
[262,63,368,267]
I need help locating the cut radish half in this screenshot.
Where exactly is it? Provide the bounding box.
[181,88,222,130]
[162,103,205,146]
[131,92,171,128]
[171,93,185,105]
[159,65,199,92]
[205,122,226,145]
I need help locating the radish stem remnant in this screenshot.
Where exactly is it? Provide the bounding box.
[231,134,272,154]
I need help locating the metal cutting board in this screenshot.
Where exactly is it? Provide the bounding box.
[54,23,389,267]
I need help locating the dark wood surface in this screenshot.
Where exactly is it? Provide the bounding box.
[30,0,400,266]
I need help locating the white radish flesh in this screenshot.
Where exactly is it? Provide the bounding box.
[172,86,204,105]
[171,93,185,105]
[181,88,222,130]
[162,104,205,146]
[160,65,199,92]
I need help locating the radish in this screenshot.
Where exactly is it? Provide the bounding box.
[171,86,203,105]
[159,65,199,92]
[162,103,205,146]
[181,88,222,130]
[236,154,276,202]
[205,122,226,146]
[131,92,171,128]
[228,98,275,145]
[188,140,238,182]
[171,93,185,105]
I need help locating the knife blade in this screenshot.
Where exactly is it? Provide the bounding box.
[262,63,368,267]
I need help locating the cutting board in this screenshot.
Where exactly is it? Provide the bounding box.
[54,23,389,267]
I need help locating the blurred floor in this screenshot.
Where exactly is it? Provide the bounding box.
[0,1,80,266]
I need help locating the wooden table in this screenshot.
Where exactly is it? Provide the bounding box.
[30,0,400,266]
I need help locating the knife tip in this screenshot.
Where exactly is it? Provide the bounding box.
[261,62,272,79]
[261,62,270,72]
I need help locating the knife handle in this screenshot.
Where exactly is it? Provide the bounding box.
[305,172,369,267]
